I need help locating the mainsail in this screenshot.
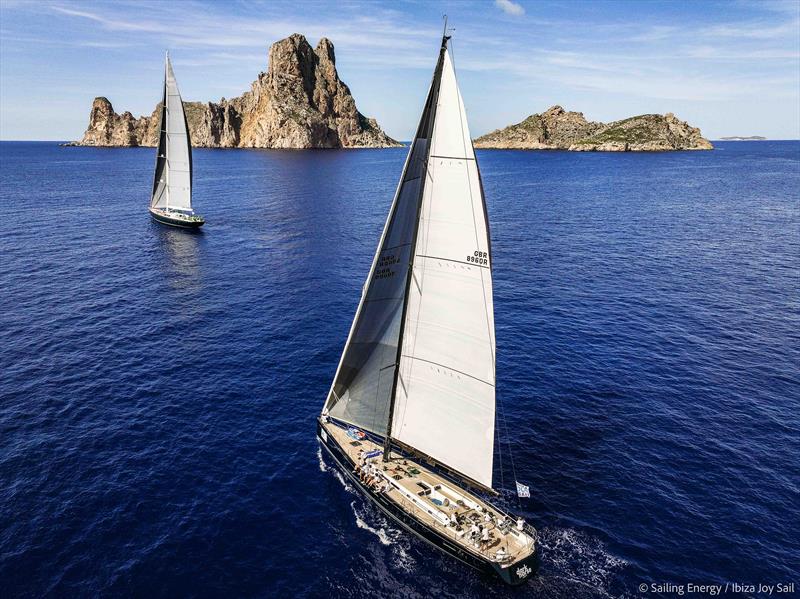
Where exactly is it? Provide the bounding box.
[324,35,495,489]
[151,54,193,212]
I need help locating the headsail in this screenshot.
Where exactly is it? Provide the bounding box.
[324,35,495,490]
[322,42,445,436]
[151,54,192,212]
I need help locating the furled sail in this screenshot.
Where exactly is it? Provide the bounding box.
[151,54,192,212]
[324,36,495,489]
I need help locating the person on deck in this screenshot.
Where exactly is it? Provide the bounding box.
[481,527,490,549]
[517,517,525,531]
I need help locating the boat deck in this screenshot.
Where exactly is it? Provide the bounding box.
[149,207,203,223]
[322,420,536,568]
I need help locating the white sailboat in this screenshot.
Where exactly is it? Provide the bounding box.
[149,52,204,228]
[317,28,539,585]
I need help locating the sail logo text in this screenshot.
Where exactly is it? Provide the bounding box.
[375,254,399,279]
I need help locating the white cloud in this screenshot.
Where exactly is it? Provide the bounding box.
[701,18,799,40]
[495,0,525,17]
[47,3,438,52]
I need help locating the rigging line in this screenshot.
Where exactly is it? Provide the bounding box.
[497,382,521,509]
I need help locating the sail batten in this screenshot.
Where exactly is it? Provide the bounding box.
[150,55,192,212]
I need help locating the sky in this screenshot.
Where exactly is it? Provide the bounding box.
[1,0,798,141]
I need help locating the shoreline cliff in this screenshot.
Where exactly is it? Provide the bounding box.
[70,34,400,149]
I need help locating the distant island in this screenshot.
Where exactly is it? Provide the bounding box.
[68,34,399,149]
[719,136,767,141]
[473,105,713,151]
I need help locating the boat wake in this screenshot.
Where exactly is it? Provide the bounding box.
[351,501,394,546]
[317,447,355,493]
[317,447,328,472]
[350,499,415,572]
[537,527,628,598]
[318,447,416,572]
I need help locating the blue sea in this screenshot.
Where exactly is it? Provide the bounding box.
[1,141,798,598]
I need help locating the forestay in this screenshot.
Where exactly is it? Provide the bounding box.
[151,55,193,212]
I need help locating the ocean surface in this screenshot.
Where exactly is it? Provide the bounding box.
[1,141,798,598]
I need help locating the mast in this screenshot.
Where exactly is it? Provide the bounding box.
[150,52,168,209]
[164,51,170,211]
[383,31,451,462]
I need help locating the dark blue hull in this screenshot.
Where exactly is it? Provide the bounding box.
[317,419,540,585]
[149,209,204,229]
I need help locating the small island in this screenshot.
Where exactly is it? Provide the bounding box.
[68,34,399,150]
[719,136,767,141]
[473,105,713,151]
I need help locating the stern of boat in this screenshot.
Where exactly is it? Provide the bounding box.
[493,536,541,585]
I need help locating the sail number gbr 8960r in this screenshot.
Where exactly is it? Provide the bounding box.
[467,250,489,266]
[374,253,399,279]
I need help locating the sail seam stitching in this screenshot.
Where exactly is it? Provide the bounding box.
[401,355,494,387]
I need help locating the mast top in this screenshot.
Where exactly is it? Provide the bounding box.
[441,15,452,47]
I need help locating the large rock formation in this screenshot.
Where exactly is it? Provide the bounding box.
[72,34,399,149]
[473,106,713,151]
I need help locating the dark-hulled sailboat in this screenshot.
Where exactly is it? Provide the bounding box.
[317,29,540,585]
[149,53,204,228]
